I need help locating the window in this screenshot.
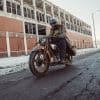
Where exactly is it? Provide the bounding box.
[36,0,43,11]
[40,13,42,21]
[37,11,40,21]
[75,25,77,32]
[6,1,11,13]
[24,7,35,19]
[42,14,45,22]
[38,25,46,35]
[12,3,16,14]
[60,12,64,19]
[74,19,77,25]
[29,23,32,33]
[45,3,52,15]
[71,24,74,30]
[25,22,29,33]
[32,24,36,34]
[0,0,3,11]
[46,15,51,23]
[27,8,31,18]
[36,11,45,22]
[66,23,70,29]
[17,4,21,15]
[65,15,69,21]
[25,22,36,34]
[23,0,33,5]
[70,16,73,23]
[24,7,27,17]
[78,27,80,32]
[31,10,34,19]
[77,20,79,26]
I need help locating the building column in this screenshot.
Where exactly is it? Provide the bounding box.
[43,0,47,24]
[33,0,39,41]
[64,10,67,28]
[51,4,54,18]
[21,0,28,55]
[6,32,11,57]
[3,0,7,13]
[58,8,61,24]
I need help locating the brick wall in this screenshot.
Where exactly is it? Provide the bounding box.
[0,32,7,57]
[0,16,23,33]
[0,16,93,57]
[67,31,93,49]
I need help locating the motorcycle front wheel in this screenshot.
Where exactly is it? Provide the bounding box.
[29,50,49,77]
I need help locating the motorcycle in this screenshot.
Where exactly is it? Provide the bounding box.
[29,36,76,77]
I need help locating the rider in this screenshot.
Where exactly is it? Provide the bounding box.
[49,18,72,63]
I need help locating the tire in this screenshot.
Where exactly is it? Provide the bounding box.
[29,50,49,77]
[65,55,73,66]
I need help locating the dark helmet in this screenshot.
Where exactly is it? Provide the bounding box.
[50,18,58,26]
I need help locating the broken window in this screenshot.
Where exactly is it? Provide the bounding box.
[23,0,33,5]
[54,6,58,17]
[12,3,16,14]
[0,0,3,11]
[17,4,21,15]
[36,0,43,11]
[15,0,21,3]
[6,1,11,13]
[45,3,52,15]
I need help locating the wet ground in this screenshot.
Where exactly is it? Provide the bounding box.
[0,52,100,100]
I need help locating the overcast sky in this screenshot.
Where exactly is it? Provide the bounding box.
[48,0,100,40]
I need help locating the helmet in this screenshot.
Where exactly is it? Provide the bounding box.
[50,18,58,26]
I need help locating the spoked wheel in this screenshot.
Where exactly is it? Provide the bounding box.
[29,50,49,77]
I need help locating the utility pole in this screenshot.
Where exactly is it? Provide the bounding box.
[91,10,100,48]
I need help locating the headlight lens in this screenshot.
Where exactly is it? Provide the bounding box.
[39,38,46,44]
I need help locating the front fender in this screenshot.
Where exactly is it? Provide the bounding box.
[31,44,44,52]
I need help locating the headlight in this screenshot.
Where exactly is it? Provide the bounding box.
[50,44,57,50]
[39,38,46,45]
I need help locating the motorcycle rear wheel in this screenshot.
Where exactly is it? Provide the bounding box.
[65,55,73,66]
[29,50,49,77]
